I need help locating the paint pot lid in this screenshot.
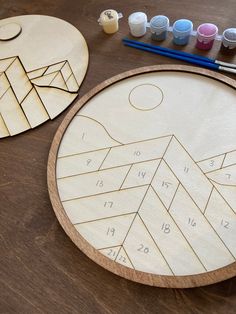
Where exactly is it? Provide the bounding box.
[150,15,169,30]
[128,12,147,25]
[173,19,193,33]
[223,28,236,42]
[197,23,218,37]
[99,9,119,25]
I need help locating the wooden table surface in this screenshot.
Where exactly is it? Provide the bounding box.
[1,0,236,313]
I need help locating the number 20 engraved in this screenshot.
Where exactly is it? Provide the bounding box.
[137,244,149,253]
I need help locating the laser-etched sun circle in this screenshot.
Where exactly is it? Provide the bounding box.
[129,84,164,111]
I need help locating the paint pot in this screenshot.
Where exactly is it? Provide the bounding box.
[150,15,169,41]
[98,9,123,34]
[128,12,147,37]
[196,23,218,50]
[173,19,193,45]
[221,28,236,52]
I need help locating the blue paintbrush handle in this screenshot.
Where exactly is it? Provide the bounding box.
[123,41,219,71]
[123,38,215,64]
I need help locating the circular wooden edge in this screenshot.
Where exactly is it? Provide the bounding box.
[0,14,89,139]
[47,64,236,288]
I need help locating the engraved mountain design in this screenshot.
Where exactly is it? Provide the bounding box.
[0,56,79,138]
[57,115,236,276]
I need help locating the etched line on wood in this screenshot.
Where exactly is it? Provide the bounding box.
[73,211,137,226]
[61,184,150,203]
[203,186,214,214]
[163,158,235,259]
[150,185,208,271]
[98,148,112,171]
[122,245,136,269]
[77,114,123,145]
[137,213,175,275]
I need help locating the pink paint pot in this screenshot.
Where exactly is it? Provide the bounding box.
[196,23,218,50]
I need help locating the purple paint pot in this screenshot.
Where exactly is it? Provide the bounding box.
[196,23,218,50]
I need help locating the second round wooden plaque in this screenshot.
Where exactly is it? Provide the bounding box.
[48,65,236,288]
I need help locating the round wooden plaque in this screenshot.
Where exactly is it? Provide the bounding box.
[0,15,88,138]
[48,65,236,288]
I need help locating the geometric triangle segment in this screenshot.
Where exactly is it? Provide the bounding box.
[101,135,172,170]
[61,62,72,82]
[44,61,66,75]
[31,72,58,86]
[151,159,179,209]
[164,136,213,212]
[0,57,16,72]
[197,154,225,174]
[121,159,161,189]
[0,88,30,136]
[20,88,49,128]
[0,113,9,138]
[74,213,136,249]
[116,247,134,269]
[123,215,173,275]
[170,184,234,271]
[205,188,236,258]
[99,246,121,261]
[66,73,79,92]
[223,150,236,168]
[6,58,32,104]
[63,185,148,224]
[0,73,10,99]
[57,115,122,158]
[206,164,236,186]
[210,183,236,214]
[139,187,206,275]
[27,66,48,80]
[35,85,77,119]
[50,72,68,91]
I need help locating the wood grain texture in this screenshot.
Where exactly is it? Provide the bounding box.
[0,15,88,138]
[1,0,236,312]
[48,65,236,288]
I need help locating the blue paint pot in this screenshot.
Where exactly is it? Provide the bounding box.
[173,19,193,45]
[150,15,169,41]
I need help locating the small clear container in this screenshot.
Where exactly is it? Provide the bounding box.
[221,28,236,52]
[128,12,147,37]
[150,15,169,41]
[196,23,218,50]
[98,9,123,34]
[173,19,193,45]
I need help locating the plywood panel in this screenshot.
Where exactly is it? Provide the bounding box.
[0,15,88,138]
[48,65,236,288]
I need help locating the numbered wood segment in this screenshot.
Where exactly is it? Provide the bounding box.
[0,15,88,138]
[48,65,236,288]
